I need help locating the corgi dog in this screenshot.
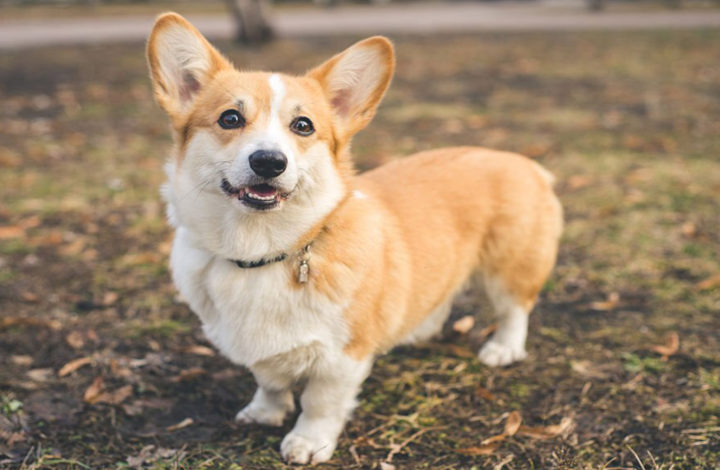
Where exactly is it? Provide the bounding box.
[147,13,562,464]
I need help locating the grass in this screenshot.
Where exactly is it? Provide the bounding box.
[1,30,719,469]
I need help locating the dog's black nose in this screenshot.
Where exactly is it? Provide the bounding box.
[248,150,287,178]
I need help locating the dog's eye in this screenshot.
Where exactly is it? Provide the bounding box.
[218,109,245,129]
[290,116,314,136]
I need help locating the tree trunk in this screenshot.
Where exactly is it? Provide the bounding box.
[226,0,274,44]
[587,0,605,11]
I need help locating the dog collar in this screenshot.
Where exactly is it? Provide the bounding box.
[234,253,287,269]
[231,243,312,283]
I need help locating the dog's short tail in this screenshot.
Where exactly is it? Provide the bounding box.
[531,161,556,187]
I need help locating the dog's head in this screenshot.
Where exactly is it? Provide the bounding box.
[147,13,394,258]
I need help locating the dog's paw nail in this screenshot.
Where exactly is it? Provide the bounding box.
[281,433,335,464]
[478,341,527,367]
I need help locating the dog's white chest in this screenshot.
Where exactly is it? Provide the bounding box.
[170,228,348,367]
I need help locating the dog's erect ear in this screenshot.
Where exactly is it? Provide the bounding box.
[307,36,395,137]
[147,12,231,117]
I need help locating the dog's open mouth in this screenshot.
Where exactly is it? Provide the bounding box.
[221,179,288,210]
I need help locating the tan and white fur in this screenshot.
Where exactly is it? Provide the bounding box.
[147,13,562,465]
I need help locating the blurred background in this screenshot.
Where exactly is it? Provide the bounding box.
[1,1,719,469]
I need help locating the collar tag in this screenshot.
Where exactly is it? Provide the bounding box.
[297,244,311,283]
[298,260,309,283]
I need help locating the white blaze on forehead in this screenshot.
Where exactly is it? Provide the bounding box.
[269,73,286,112]
[265,73,290,156]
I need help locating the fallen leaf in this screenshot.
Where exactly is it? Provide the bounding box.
[101,291,119,306]
[481,433,508,445]
[183,345,215,356]
[520,143,550,158]
[0,226,24,240]
[443,119,465,135]
[211,369,242,381]
[0,148,21,168]
[0,317,61,330]
[445,344,477,359]
[17,215,41,230]
[379,463,396,470]
[122,402,144,416]
[166,417,194,432]
[477,323,498,340]
[65,331,85,349]
[452,316,475,334]
[622,373,644,391]
[58,238,86,256]
[83,376,105,404]
[20,291,39,302]
[95,385,133,405]
[474,385,496,401]
[171,367,207,382]
[119,252,162,268]
[82,248,98,262]
[58,357,92,377]
[456,443,499,455]
[7,431,26,446]
[567,175,591,190]
[493,454,515,470]
[696,274,720,291]
[680,222,697,237]
[126,445,182,469]
[625,189,645,204]
[28,230,63,246]
[467,115,489,129]
[10,355,33,366]
[27,368,54,382]
[504,411,522,437]
[624,167,653,184]
[110,359,133,378]
[590,292,620,311]
[622,134,646,151]
[517,417,574,439]
[650,332,679,360]
[158,239,172,255]
[570,360,610,379]
[132,398,176,411]
[480,412,522,446]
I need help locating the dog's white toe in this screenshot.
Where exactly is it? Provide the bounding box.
[281,432,336,464]
[478,340,527,367]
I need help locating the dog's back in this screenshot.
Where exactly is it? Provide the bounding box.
[350,147,562,363]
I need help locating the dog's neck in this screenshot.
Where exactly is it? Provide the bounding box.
[167,180,352,264]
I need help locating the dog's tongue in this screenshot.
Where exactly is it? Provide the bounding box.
[248,183,278,197]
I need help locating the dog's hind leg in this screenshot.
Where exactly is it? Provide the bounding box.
[477,276,532,367]
[236,367,295,427]
[235,386,295,427]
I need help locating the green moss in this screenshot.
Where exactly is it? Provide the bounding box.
[621,352,666,374]
[124,319,191,339]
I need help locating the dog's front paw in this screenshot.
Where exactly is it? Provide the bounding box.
[281,432,336,465]
[478,340,527,367]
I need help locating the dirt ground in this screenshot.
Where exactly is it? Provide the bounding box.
[0,31,719,469]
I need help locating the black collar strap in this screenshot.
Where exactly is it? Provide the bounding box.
[231,242,313,283]
[234,252,288,269]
